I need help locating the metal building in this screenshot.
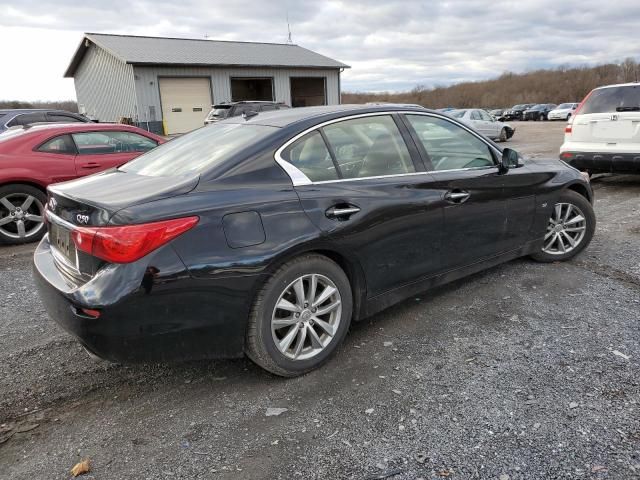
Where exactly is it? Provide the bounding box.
[64,33,349,134]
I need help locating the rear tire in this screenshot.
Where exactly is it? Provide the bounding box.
[530,190,595,263]
[0,184,47,245]
[539,113,545,121]
[499,128,508,142]
[245,254,353,377]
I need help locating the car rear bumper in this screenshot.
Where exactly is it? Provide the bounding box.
[33,236,255,363]
[559,151,640,173]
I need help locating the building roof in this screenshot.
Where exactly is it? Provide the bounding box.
[64,33,349,77]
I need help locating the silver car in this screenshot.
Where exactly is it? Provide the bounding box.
[448,109,515,142]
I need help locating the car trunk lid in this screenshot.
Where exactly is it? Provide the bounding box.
[46,169,199,281]
[570,84,640,146]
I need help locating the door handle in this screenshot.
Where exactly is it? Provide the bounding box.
[80,162,101,169]
[325,205,360,219]
[444,190,471,204]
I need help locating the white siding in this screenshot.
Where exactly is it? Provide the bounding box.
[74,44,136,122]
[133,66,340,122]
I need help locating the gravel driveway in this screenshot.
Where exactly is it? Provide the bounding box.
[1,122,638,479]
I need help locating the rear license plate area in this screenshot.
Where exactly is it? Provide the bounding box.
[50,222,77,265]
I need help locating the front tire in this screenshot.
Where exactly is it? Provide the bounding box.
[530,190,595,263]
[0,184,47,245]
[245,254,353,377]
[499,128,508,142]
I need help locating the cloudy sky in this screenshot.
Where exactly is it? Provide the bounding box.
[1,0,639,101]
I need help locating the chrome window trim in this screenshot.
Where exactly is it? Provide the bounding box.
[274,110,502,186]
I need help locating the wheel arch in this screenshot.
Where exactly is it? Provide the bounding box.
[260,244,368,322]
[0,180,48,195]
[566,182,593,204]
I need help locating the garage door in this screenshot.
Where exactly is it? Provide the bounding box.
[159,77,212,135]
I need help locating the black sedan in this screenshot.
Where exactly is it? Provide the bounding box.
[34,105,596,377]
[522,103,558,121]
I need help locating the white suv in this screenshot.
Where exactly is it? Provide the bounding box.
[560,83,640,174]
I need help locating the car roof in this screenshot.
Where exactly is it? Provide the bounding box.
[0,109,76,114]
[223,104,431,128]
[0,123,156,141]
[594,82,640,90]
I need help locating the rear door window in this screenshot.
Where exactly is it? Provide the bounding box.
[283,131,338,182]
[322,115,415,179]
[581,85,640,114]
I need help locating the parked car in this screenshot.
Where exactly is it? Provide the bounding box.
[560,82,640,174]
[489,109,506,121]
[449,108,515,141]
[204,101,289,124]
[0,123,164,244]
[548,103,579,121]
[0,109,91,132]
[502,104,536,121]
[34,105,595,377]
[522,104,557,121]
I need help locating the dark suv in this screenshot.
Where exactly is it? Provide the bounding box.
[204,101,289,125]
[0,109,90,133]
[502,104,536,121]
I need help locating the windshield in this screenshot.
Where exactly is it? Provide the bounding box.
[449,110,466,118]
[556,103,574,109]
[581,85,640,114]
[207,106,231,118]
[120,123,277,177]
[512,105,525,109]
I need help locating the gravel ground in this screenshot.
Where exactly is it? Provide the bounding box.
[1,121,639,479]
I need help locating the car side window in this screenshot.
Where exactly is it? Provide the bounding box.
[109,131,158,152]
[406,115,495,171]
[72,131,157,155]
[470,110,482,121]
[47,113,83,123]
[283,131,339,182]
[479,110,493,121]
[7,112,47,127]
[322,115,415,179]
[37,134,77,154]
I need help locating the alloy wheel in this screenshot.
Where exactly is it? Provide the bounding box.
[0,193,45,240]
[542,202,587,255]
[271,273,342,360]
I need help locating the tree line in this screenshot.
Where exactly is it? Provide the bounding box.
[342,58,640,109]
[0,100,78,112]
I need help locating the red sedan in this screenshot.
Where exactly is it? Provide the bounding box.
[0,123,165,244]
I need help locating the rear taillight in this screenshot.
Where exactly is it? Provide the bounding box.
[71,216,199,263]
[560,152,573,159]
[565,124,572,134]
[572,89,594,117]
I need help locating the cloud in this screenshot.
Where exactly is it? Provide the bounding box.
[1,0,639,100]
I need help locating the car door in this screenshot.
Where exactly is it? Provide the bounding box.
[279,113,444,297]
[479,110,500,138]
[32,134,79,183]
[469,110,490,137]
[402,113,510,270]
[71,131,157,174]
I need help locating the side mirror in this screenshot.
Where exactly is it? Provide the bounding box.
[500,148,520,173]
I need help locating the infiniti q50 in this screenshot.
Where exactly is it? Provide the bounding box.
[33,105,595,377]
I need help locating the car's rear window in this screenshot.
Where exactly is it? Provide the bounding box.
[449,110,466,118]
[581,85,640,114]
[120,123,276,177]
